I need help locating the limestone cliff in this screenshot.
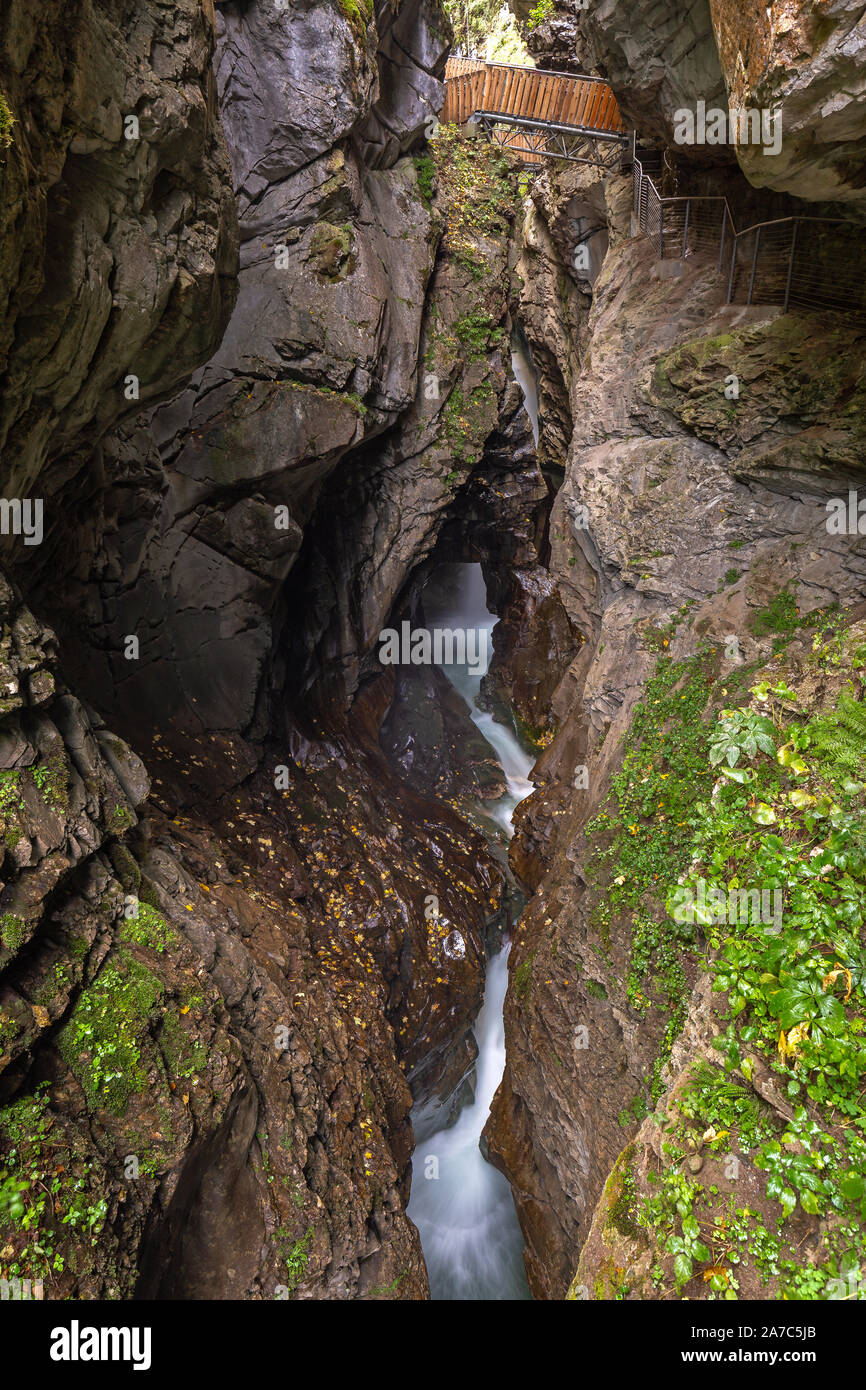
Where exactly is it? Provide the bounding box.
[0,0,238,500]
[486,0,866,1302]
[0,0,545,1299]
[2,0,866,1307]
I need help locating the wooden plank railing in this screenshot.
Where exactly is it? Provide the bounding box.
[441,58,625,144]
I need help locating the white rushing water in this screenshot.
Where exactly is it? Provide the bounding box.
[407,562,534,1300]
[511,336,539,446]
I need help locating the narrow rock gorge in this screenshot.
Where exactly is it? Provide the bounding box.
[1,0,865,1318]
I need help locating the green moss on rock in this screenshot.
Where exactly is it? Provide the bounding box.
[120,902,178,953]
[0,913,26,952]
[58,951,164,1115]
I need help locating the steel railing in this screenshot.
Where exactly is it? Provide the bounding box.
[632,153,866,315]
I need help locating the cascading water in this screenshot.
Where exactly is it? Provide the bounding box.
[511,334,539,446]
[407,562,533,1300]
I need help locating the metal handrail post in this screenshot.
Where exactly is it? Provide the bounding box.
[783,220,798,313]
[747,225,761,305]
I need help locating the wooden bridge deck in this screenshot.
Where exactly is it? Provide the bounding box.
[440,61,861,314]
[441,57,626,165]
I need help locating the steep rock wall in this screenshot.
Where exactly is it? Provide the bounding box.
[486,132,866,1301]
[709,0,866,208]
[21,0,448,737]
[0,0,552,1301]
[0,0,238,500]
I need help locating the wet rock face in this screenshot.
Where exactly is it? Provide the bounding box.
[486,154,866,1299]
[709,0,866,207]
[1,0,550,1302]
[511,187,582,483]
[276,129,538,715]
[35,153,437,738]
[356,0,451,166]
[215,0,447,196]
[525,0,728,152]
[214,0,379,193]
[24,0,447,739]
[481,567,579,748]
[0,0,238,498]
[381,661,508,800]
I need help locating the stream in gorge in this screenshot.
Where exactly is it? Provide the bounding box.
[407,560,534,1300]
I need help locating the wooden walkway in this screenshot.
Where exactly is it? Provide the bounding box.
[441,57,627,167]
[440,61,863,314]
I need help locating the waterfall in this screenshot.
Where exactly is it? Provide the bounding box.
[511,333,539,446]
[407,561,533,1300]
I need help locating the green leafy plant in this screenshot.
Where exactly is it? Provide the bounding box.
[0,91,13,149]
[412,153,435,207]
[748,587,802,639]
[709,709,776,768]
[666,1213,712,1289]
[625,618,866,1295]
[526,0,554,28]
[58,953,163,1114]
[283,1225,314,1295]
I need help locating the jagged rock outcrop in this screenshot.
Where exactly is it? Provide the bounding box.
[486,150,866,1298]
[0,0,552,1301]
[709,0,866,208]
[511,0,587,75]
[0,0,238,500]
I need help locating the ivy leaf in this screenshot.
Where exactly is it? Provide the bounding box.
[839,1173,865,1201]
[788,789,814,809]
[780,1188,797,1218]
[720,766,755,784]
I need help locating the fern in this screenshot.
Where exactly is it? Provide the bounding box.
[680,1062,771,1145]
[804,688,866,778]
[839,689,866,739]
